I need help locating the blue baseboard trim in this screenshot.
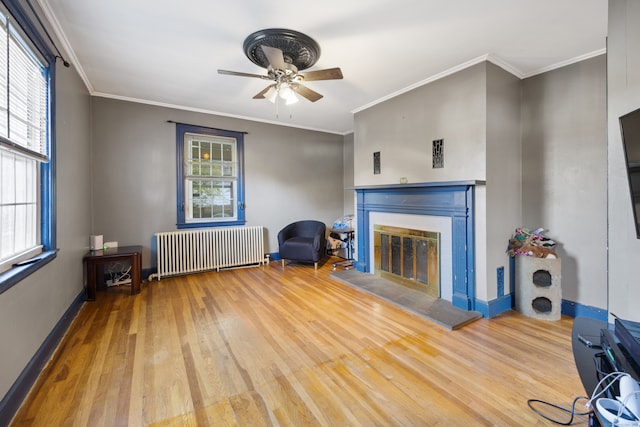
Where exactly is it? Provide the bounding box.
[0,290,85,423]
[476,293,608,322]
[268,252,281,261]
[475,293,513,318]
[561,300,608,322]
[142,267,155,280]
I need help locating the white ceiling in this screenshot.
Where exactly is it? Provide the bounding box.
[39,0,608,135]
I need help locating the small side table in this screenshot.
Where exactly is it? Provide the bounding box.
[83,245,142,301]
[330,228,354,270]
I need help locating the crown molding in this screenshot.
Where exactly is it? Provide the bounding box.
[352,49,607,115]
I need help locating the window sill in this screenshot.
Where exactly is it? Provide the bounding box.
[177,220,245,229]
[0,250,58,296]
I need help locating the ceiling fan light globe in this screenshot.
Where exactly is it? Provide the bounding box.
[279,85,294,100]
[264,86,278,103]
[285,93,299,105]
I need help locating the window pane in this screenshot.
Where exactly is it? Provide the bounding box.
[0,17,7,138]
[223,144,232,162]
[25,200,36,246]
[178,124,244,227]
[187,179,236,221]
[0,148,37,262]
[26,156,35,201]
[212,181,234,217]
[185,133,238,222]
[14,203,26,249]
[212,142,221,161]
[1,204,15,259]
[0,4,51,277]
[186,134,236,179]
[8,33,47,154]
[14,154,26,201]
[1,150,15,203]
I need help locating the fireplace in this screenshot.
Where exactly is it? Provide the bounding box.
[374,225,440,297]
[354,181,479,311]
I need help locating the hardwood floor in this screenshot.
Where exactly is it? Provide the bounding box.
[11,259,590,426]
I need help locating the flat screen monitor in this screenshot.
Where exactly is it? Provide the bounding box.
[620,107,640,238]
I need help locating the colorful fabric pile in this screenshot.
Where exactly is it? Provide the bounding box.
[507,227,558,258]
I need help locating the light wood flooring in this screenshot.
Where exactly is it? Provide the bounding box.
[11,258,589,426]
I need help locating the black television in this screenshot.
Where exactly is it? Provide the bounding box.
[620,107,640,238]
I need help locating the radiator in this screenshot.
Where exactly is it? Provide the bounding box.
[149,226,266,280]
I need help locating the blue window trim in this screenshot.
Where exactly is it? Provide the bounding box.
[175,123,245,229]
[0,0,57,295]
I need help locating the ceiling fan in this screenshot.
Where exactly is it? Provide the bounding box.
[218,29,343,104]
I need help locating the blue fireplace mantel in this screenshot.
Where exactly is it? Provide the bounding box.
[353,181,483,311]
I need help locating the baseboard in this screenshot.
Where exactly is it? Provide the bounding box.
[0,290,85,423]
[267,251,280,261]
[561,300,608,322]
[477,293,608,322]
[142,267,155,280]
[475,294,513,318]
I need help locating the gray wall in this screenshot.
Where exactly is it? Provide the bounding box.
[485,62,522,301]
[353,57,606,312]
[354,63,487,185]
[353,62,523,304]
[608,0,640,322]
[352,63,489,301]
[521,55,608,310]
[343,132,354,217]
[0,63,92,398]
[91,98,345,268]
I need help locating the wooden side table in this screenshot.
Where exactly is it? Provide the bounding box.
[83,245,142,301]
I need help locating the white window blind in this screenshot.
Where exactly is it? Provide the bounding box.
[0,9,48,272]
[0,13,48,161]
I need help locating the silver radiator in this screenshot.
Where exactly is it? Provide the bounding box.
[150,226,265,280]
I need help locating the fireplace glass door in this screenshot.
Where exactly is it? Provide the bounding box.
[374,225,440,297]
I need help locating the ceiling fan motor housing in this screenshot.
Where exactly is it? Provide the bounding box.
[243,28,321,71]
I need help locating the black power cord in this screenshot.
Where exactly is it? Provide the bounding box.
[527,396,592,425]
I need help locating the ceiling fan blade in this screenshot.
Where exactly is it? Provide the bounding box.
[299,67,343,81]
[260,45,286,70]
[292,84,323,102]
[218,69,271,80]
[253,84,275,99]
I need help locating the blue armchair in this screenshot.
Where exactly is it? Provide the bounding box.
[278,220,327,270]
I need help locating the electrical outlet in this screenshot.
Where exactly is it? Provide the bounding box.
[104,241,118,249]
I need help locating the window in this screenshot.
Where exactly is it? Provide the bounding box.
[0,1,56,291]
[176,123,244,228]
